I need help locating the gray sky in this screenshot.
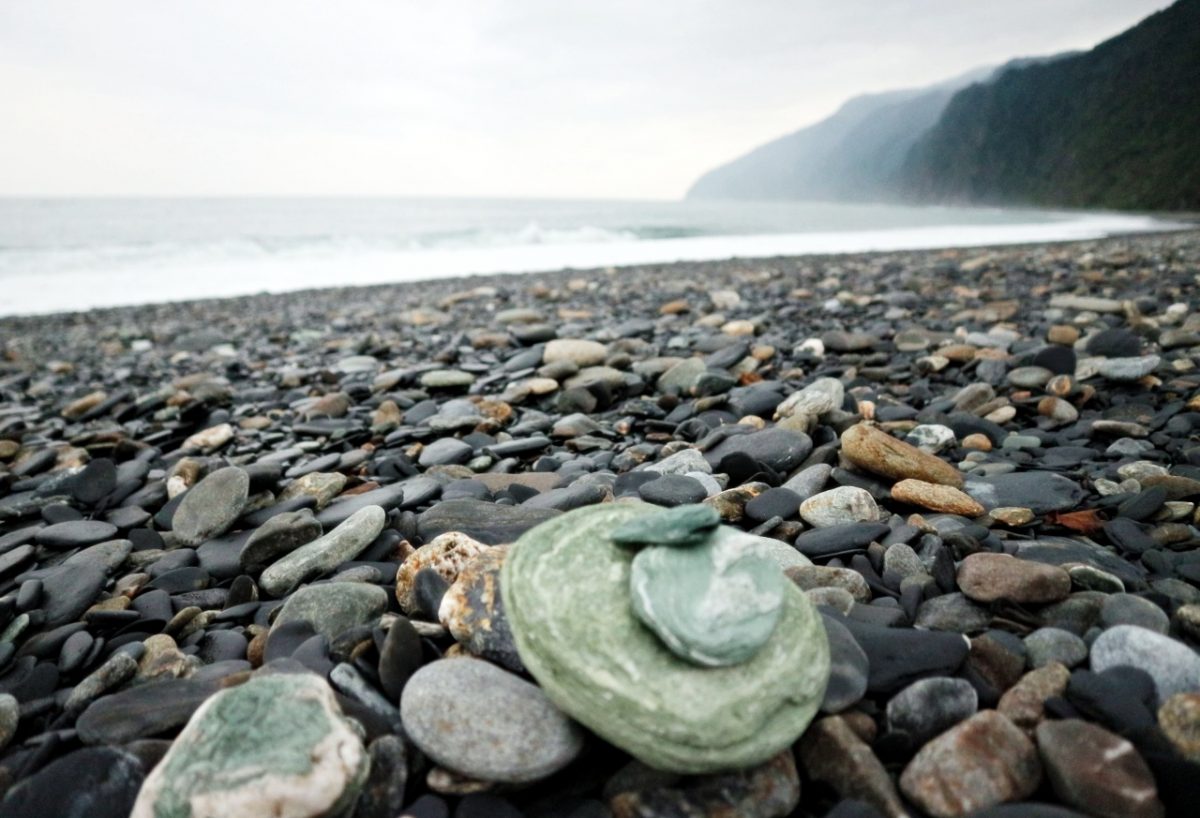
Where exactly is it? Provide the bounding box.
[0,0,1175,199]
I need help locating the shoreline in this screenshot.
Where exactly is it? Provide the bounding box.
[3,225,1198,328]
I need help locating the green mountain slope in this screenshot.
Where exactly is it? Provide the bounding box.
[685,66,994,202]
[900,0,1200,210]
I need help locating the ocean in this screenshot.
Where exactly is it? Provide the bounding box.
[0,197,1184,316]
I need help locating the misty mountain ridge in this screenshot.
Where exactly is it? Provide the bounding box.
[687,0,1199,210]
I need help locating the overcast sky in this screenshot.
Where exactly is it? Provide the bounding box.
[0,0,1175,199]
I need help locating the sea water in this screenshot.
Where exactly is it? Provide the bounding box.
[0,197,1184,315]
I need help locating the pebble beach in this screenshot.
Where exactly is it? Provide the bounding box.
[1,228,1200,817]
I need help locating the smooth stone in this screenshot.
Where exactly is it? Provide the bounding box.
[781,463,832,500]
[702,428,813,474]
[417,499,560,545]
[820,616,869,713]
[957,553,1072,604]
[630,526,787,666]
[0,747,144,818]
[1024,628,1088,669]
[1158,692,1200,762]
[35,520,118,548]
[611,503,720,547]
[799,487,878,529]
[1036,719,1163,818]
[638,474,708,507]
[420,369,475,389]
[171,466,250,546]
[503,502,831,774]
[419,438,475,467]
[775,377,844,430]
[913,593,990,633]
[378,616,423,700]
[837,616,970,694]
[745,487,802,523]
[794,522,891,558]
[272,582,388,642]
[40,562,108,627]
[260,505,386,597]
[841,423,964,487]
[997,663,1071,735]
[899,711,1041,817]
[798,715,908,818]
[886,676,978,746]
[401,658,584,783]
[0,693,16,751]
[438,548,523,672]
[77,678,223,744]
[1100,593,1169,633]
[131,674,368,818]
[1094,355,1160,381]
[1086,327,1142,357]
[543,338,607,367]
[964,472,1087,514]
[891,479,985,516]
[239,508,323,572]
[1090,625,1200,704]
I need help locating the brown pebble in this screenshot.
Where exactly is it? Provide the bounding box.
[892,478,985,516]
[841,423,964,488]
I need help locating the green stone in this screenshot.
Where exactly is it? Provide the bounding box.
[630,526,785,666]
[272,582,388,641]
[611,503,721,548]
[502,502,831,774]
[131,674,368,818]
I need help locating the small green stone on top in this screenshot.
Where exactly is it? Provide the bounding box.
[610,503,720,547]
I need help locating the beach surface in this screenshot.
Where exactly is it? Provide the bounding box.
[1,229,1200,817]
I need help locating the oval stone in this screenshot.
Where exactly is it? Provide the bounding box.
[400,658,584,783]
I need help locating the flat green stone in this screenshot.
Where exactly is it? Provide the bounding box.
[611,503,721,548]
[630,527,785,666]
[502,502,830,774]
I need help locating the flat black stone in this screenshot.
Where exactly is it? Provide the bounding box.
[378,616,423,701]
[637,474,707,507]
[835,615,969,694]
[744,487,801,523]
[1104,517,1157,555]
[417,499,560,545]
[76,678,224,744]
[69,458,118,506]
[34,520,118,549]
[1116,486,1167,521]
[1087,328,1142,357]
[40,562,108,627]
[265,620,319,663]
[0,746,144,818]
[1031,345,1077,375]
[795,522,891,558]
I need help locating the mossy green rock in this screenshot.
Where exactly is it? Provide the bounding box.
[631,526,785,666]
[502,502,831,774]
[131,674,368,818]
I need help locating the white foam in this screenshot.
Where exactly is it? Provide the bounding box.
[0,212,1184,316]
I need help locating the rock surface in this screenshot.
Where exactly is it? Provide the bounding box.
[503,503,830,773]
[131,674,368,818]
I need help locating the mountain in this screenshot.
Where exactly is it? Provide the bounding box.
[900,0,1200,210]
[685,65,995,202]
